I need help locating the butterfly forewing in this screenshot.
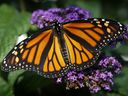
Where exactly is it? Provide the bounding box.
[62,18,126,70]
[1,28,68,78]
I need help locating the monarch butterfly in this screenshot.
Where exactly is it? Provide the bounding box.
[1,18,126,78]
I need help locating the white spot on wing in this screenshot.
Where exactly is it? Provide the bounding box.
[14,47,17,49]
[4,61,6,64]
[102,19,105,21]
[16,34,27,44]
[106,21,109,23]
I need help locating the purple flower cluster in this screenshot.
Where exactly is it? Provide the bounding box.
[30,7,91,28]
[57,70,85,89]
[88,70,113,93]
[56,56,122,93]
[99,57,122,73]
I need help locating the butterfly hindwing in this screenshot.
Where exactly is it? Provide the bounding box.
[42,36,68,78]
[64,33,100,70]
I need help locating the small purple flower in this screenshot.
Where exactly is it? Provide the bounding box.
[79,82,85,88]
[90,86,101,93]
[67,70,76,77]
[101,83,111,91]
[65,12,79,21]
[68,75,77,82]
[100,72,107,80]
[107,72,113,78]
[65,6,91,18]
[56,77,62,83]
[78,73,84,79]
[30,9,44,24]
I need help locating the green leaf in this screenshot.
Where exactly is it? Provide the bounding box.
[8,70,25,86]
[114,44,128,55]
[16,72,53,91]
[106,93,121,96]
[0,4,31,62]
[114,66,128,96]
[0,77,14,96]
[64,0,101,17]
[77,1,101,17]
[0,4,31,96]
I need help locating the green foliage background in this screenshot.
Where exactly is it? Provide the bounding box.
[0,0,128,96]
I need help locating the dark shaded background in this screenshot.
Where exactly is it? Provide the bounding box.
[0,0,128,96]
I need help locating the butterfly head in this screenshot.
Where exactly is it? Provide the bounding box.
[51,21,63,36]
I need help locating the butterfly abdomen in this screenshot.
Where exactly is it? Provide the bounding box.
[53,23,70,65]
[61,48,70,63]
